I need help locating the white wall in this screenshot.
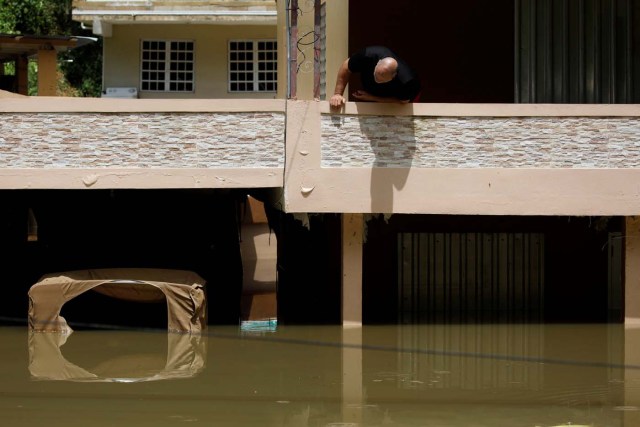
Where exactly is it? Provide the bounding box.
[104,24,278,99]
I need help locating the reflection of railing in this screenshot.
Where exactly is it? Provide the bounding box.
[397,324,544,391]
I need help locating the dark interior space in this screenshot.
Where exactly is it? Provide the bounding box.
[1,189,626,327]
[363,214,624,324]
[634,0,640,102]
[348,0,515,103]
[515,0,640,103]
[61,290,169,330]
[0,189,244,327]
[265,208,342,324]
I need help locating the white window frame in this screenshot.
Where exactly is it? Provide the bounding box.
[140,39,195,93]
[228,39,277,93]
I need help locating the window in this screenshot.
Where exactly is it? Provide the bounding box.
[228,40,277,92]
[141,40,194,92]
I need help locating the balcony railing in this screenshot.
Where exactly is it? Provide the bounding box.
[2,97,640,216]
[0,97,284,189]
[284,101,640,216]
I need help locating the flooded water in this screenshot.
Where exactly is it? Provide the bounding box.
[2,321,640,426]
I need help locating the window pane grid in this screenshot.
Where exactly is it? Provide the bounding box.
[229,39,277,93]
[141,39,194,93]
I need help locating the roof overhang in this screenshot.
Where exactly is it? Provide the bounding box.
[74,10,277,24]
[0,34,97,62]
[72,1,278,32]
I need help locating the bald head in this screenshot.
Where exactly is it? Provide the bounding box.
[373,57,398,83]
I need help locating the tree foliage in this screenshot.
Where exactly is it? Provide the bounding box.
[60,37,103,97]
[0,0,71,35]
[0,0,102,97]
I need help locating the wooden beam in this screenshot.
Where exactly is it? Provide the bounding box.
[0,36,78,48]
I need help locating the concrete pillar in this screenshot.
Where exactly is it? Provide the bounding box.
[625,325,640,426]
[37,48,57,96]
[276,0,288,100]
[294,0,315,100]
[336,0,360,325]
[625,219,640,424]
[284,0,349,101]
[342,213,363,326]
[324,0,349,101]
[625,217,640,323]
[342,326,363,424]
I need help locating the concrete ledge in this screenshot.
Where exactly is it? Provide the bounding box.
[286,167,640,215]
[321,100,640,117]
[0,97,286,113]
[0,168,283,189]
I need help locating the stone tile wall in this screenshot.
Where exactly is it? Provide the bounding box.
[0,112,284,168]
[321,115,640,168]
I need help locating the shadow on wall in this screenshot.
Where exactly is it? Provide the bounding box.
[358,112,416,213]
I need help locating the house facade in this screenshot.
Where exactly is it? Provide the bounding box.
[72,0,279,99]
[0,0,639,327]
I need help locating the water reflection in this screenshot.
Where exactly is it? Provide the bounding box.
[28,330,206,382]
[1,323,640,426]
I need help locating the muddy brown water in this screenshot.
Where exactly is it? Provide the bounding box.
[1,322,640,426]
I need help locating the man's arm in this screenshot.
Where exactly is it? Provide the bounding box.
[330,58,351,107]
[352,90,410,104]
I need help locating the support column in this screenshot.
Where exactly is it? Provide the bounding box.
[342,213,363,327]
[342,208,363,424]
[293,0,314,100]
[37,48,57,96]
[342,326,363,425]
[625,219,640,426]
[324,0,349,101]
[625,216,640,323]
[624,325,640,426]
[16,55,29,95]
[276,0,288,100]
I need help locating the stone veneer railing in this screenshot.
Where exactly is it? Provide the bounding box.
[0,98,285,189]
[284,101,640,215]
[4,98,640,215]
[2,111,283,169]
[321,115,640,168]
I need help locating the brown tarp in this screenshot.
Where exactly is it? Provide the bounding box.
[28,268,207,334]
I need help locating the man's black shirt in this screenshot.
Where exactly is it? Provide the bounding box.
[347,45,421,102]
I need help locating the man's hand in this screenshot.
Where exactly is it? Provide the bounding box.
[330,94,346,108]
